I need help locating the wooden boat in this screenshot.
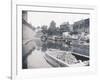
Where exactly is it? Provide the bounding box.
[44,49,89,67]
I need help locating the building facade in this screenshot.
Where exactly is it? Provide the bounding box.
[60,22,70,32]
[73,18,89,33]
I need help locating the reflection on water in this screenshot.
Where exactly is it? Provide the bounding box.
[41,40,89,56]
[41,40,69,52]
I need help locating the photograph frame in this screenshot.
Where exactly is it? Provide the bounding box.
[11,1,97,80]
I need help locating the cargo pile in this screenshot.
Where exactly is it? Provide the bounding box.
[56,51,78,64]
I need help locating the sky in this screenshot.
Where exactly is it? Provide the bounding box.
[27,11,89,28]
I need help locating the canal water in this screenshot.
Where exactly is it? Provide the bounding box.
[24,35,89,68]
[41,39,89,57]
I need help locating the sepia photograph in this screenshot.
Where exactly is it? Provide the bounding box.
[22,10,90,69]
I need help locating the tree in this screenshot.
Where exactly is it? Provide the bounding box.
[41,25,48,34]
[49,20,56,28]
[48,20,56,35]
